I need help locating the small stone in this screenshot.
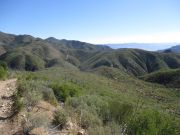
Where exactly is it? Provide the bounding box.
[77,129,85,135]
[29,127,48,135]
[21,114,26,117]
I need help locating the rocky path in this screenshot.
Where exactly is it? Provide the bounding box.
[0,79,17,134]
[0,79,17,118]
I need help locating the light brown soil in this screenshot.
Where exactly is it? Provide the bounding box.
[0,79,17,118]
[0,78,18,135]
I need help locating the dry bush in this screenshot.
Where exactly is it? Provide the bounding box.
[22,112,49,135]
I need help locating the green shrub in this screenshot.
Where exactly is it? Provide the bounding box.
[66,95,109,115]
[42,87,58,105]
[50,82,81,102]
[13,92,24,112]
[17,77,58,109]
[22,113,49,134]
[25,74,39,80]
[0,66,7,79]
[126,109,180,135]
[99,101,111,124]
[0,61,7,70]
[108,101,133,124]
[53,109,67,129]
[65,96,103,129]
[88,122,122,135]
[17,80,43,110]
[66,95,133,127]
[65,97,80,109]
[0,61,7,80]
[79,110,102,129]
[25,90,42,108]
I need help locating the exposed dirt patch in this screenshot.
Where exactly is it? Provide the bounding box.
[0,78,18,134]
[0,78,17,118]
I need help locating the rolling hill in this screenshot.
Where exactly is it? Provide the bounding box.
[140,68,180,88]
[45,37,111,51]
[0,32,111,70]
[80,49,180,76]
[0,31,180,76]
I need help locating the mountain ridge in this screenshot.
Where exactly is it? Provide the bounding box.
[160,45,180,53]
[0,31,180,76]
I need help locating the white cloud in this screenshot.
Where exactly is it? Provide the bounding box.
[86,32,180,44]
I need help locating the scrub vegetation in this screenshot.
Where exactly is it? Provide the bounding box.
[0,31,180,134]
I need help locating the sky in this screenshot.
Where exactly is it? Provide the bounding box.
[0,0,180,45]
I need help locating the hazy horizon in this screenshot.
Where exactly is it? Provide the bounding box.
[1,30,179,51]
[103,43,179,51]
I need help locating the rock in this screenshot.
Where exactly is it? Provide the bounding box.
[77,129,85,135]
[13,130,24,135]
[66,121,73,129]
[29,127,48,135]
[20,114,26,117]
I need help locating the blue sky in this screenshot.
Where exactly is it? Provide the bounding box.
[0,0,180,44]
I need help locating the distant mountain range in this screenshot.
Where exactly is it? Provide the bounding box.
[160,45,180,53]
[0,31,180,76]
[103,43,179,51]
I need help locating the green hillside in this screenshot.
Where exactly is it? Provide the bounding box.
[141,68,180,88]
[1,32,180,74]
[0,32,111,70]
[45,37,111,51]
[81,49,180,76]
[15,67,180,134]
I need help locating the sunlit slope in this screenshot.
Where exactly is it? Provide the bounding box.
[81,49,180,76]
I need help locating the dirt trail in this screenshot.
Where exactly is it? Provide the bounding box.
[0,79,17,118]
[0,78,17,134]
